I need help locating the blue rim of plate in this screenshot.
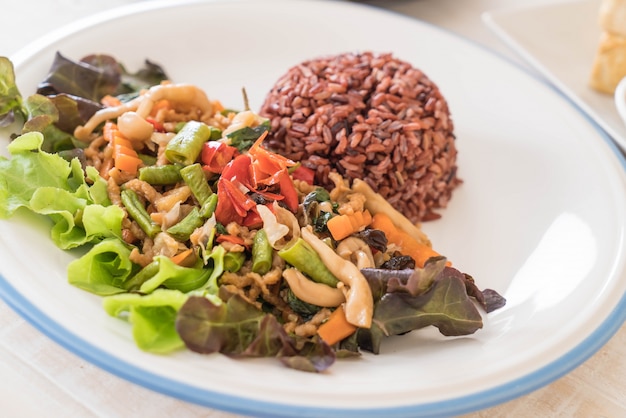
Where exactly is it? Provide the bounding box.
[1,0,626,417]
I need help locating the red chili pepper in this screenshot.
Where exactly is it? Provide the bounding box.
[222,154,254,188]
[214,180,241,225]
[224,179,256,216]
[201,141,238,174]
[242,209,263,229]
[291,165,316,185]
[278,171,299,212]
[248,131,297,179]
[215,177,256,225]
[145,117,165,132]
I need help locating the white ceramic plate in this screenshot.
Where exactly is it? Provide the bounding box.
[2,0,626,417]
[483,0,626,151]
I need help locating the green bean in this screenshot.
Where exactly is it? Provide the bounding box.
[138,164,182,185]
[180,163,213,205]
[165,121,212,166]
[199,194,218,218]
[123,260,159,292]
[277,238,339,287]
[137,153,157,167]
[166,207,203,241]
[223,251,246,273]
[251,229,272,275]
[208,126,222,140]
[120,189,160,238]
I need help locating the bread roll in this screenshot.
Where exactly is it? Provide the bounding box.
[590,0,626,93]
[599,0,626,38]
[590,31,626,94]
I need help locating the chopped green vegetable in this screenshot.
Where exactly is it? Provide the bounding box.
[251,229,272,275]
[165,121,212,166]
[224,251,246,272]
[226,121,270,152]
[138,164,182,185]
[180,163,213,206]
[278,238,339,287]
[120,188,160,238]
[166,207,203,241]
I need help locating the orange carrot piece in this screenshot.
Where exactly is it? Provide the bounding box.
[149,99,171,117]
[327,214,354,241]
[114,153,142,175]
[371,212,448,268]
[103,121,118,143]
[362,209,372,226]
[216,234,246,246]
[327,209,372,241]
[103,122,142,175]
[150,212,165,225]
[112,136,134,150]
[101,95,122,107]
[317,305,358,346]
[170,248,195,266]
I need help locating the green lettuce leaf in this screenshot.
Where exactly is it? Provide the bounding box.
[0,132,73,218]
[28,186,123,249]
[0,56,25,126]
[103,289,189,353]
[84,166,112,206]
[67,238,137,296]
[0,132,122,248]
[139,255,213,294]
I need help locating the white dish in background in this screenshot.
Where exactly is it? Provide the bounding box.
[483,0,626,151]
[1,0,626,417]
[616,77,626,128]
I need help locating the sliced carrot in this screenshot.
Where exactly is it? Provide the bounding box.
[103,121,118,143]
[150,212,165,225]
[349,211,361,230]
[327,209,372,241]
[112,136,134,150]
[114,153,142,175]
[103,122,142,175]
[149,99,171,117]
[216,234,246,246]
[170,248,195,266]
[362,209,372,226]
[317,305,358,346]
[370,212,449,268]
[327,215,352,241]
[101,95,122,107]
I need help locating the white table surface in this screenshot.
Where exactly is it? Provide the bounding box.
[1,1,625,417]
